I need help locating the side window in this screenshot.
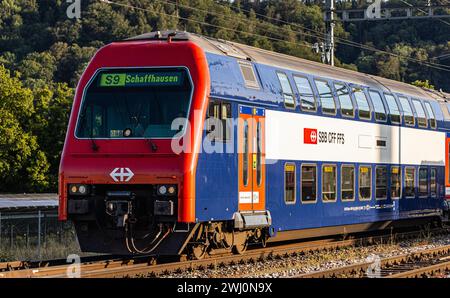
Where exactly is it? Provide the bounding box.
[353,88,371,120]
[418,167,428,197]
[284,163,296,204]
[238,62,259,89]
[207,100,231,142]
[322,164,337,202]
[430,168,437,197]
[242,120,249,186]
[384,94,401,124]
[391,166,401,199]
[424,101,437,129]
[341,165,355,201]
[256,122,262,186]
[314,80,336,115]
[404,167,416,197]
[335,83,354,118]
[301,164,317,203]
[277,72,295,108]
[369,91,387,122]
[398,96,415,126]
[375,166,387,200]
[294,76,316,112]
[412,99,428,128]
[359,166,372,200]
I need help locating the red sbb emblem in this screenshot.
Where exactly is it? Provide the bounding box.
[304,128,317,144]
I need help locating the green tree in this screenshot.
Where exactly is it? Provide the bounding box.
[0,66,49,191]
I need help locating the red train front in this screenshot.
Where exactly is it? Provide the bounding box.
[59,32,210,255]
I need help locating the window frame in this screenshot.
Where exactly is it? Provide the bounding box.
[412,99,428,128]
[276,71,296,109]
[238,61,260,90]
[352,87,372,121]
[375,165,388,200]
[358,165,372,201]
[404,166,416,198]
[206,99,232,143]
[334,82,355,119]
[301,163,318,204]
[424,101,437,129]
[341,164,355,202]
[242,119,249,187]
[293,75,317,113]
[314,79,337,116]
[430,167,437,197]
[384,93,402,124]
[321,164,337,203]
[398,96,416,127]
[368,90,388,123]
[284,162,297,205]
[390,166,402,200]
[418,167,429,198]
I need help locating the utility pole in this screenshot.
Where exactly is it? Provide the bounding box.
[324,0,335,66]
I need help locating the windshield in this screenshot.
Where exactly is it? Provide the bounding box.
[76,68,192,139]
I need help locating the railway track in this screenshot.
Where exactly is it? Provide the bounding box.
[0,227,447,278]
[297,243,450,278]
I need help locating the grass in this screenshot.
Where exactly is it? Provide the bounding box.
[0,230,87,262]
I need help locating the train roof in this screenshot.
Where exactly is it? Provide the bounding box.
[126,31,449,103]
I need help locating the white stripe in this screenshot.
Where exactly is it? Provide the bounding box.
[265,110,445,165]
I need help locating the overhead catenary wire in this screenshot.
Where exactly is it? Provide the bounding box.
[100,0,450,72]
[399,0,450,27]
[99,0,314,50]
[189,0,450,70]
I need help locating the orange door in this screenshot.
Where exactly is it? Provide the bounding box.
[238,106,266,211]
[446,138,450,198]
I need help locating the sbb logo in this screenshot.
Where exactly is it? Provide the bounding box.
[304,128,317,144]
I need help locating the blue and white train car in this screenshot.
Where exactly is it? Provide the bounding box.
[192,32,448,244]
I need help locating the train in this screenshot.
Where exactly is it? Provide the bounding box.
[58,30,450,258]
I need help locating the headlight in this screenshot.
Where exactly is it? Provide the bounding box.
[157,185,177,196]
[168,186,176,195]
[158,185,167,195]
[69,184,90,195]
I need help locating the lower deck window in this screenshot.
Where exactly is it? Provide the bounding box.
[359,166,372,200]
[322,165,336,201]
[404,167,416,197]
[341,165,355,201]
[285,163,296,204]
[390,167,401,199]
[430,168,437,196]
[419,168,428,196]
[375,166,387,200]
[301,164,317,202]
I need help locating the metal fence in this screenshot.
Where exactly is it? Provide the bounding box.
[0,210,78,261]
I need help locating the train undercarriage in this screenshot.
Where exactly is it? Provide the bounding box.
[68,184,270,258]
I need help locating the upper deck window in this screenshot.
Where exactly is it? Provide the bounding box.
[368,91,387,122]
[334,83,354,118]
[398,96,415,126]
[424,101,437,129]
[277,72,295,108]
[384,94,401,124]
[293,75,316,112]
[238,62,260,89]
[76,68,192,139]
[314,80,336,115]
[412,99,428,128]
[353,88,371,120]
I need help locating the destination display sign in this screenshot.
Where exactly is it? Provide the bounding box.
[98,71,184,87]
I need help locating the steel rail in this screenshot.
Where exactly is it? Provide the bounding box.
[0,228,447,278]
[296,244,450,278]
